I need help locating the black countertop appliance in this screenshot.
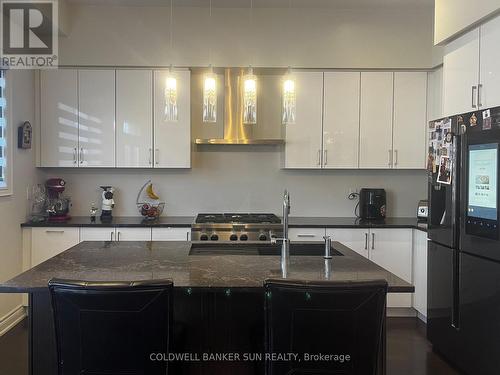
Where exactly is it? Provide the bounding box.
[359,188,386,220]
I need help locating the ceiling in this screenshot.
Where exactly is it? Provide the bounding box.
[67,0,434,8]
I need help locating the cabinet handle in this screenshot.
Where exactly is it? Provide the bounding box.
[394,150,398,166]
[323,150,328,166]
[371,233,375,250]
[110,232,114,241]
[478,84,483,108]
[365,233,368,249]
[148,148,152,165]
[388,150,392,167]
[472,86,477,108]
[297,234,316,238]
[45,230,64,233]
[79,148,84,164]
[73,148,77,165]
[155,149,159,165]
[117,232,121,241]
[317,150,321,166]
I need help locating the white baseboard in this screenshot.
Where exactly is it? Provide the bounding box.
[416,311,427,323]
[387,307,417,318]
[0,305,27,337]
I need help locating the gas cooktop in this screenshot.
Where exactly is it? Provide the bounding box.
[192,213,282,242]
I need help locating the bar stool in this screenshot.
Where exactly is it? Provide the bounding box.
[48,278,173,375]
[264,279,388,375]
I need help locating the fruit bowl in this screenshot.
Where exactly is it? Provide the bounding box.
[137,202,165,221]
[136,180,165,221]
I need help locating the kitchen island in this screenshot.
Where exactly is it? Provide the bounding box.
[0,241,413,375]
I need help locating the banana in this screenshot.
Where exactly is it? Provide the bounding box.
[146,183,160,200]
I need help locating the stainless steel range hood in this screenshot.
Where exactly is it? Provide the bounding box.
[192,68,285,145]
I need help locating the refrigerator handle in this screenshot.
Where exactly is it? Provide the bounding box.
[471,86,477,108]
[451,250,460,330]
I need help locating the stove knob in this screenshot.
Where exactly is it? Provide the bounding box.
[229,233,238,241]
[240,234,248,241]
[200,233,209,241]
[259,232,268,241]
[210,233,219,241]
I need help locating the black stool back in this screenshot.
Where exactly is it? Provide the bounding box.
[49,279,173,375]
[264,279,388,375]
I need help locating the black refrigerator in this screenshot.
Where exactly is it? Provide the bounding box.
[427,107,500,375]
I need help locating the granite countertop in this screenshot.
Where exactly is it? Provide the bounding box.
[21,216,195,228]
[0,241,414,293]
[21,216,427,231]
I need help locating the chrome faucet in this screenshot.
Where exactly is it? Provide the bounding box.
[272,190,291,275]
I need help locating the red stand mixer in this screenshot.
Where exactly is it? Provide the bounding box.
[45,178,71,222]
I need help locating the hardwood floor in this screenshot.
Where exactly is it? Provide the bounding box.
[0,318,28,375]
[386,318,461,375]
[0,318,459,375]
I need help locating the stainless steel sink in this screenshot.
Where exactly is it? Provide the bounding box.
[189,242,343,256]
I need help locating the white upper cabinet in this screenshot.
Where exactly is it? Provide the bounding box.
[427,68,444,121]
[323,72,360,169]
[40,69,79,167]
[116,70,153,168]
[393,72,428,169]
[443,28,480,116]
[479,15,500,109]
[154,70,191,168]
[284,72,324,169]
[78,70,116,167]
[359,72,394,169]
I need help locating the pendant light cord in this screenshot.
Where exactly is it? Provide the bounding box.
[208,0,212,65]
[169,0,173,53]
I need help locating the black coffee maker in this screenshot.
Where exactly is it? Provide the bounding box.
[359,188,386,220]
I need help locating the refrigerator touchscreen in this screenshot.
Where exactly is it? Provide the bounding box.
[468,143,498,221]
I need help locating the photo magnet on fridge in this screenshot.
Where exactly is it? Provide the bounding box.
[437,156,452,185]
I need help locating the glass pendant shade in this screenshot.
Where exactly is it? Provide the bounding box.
[203,71,217,123]
[282,75,296,124]
[164,73,178,122]
[243,70,257,124]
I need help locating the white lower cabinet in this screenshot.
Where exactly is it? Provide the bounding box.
[369,229,413,308]
[152,227,191,241]
[288,228,326,242]
[412,229,428,320]
[327,228,413,308]
[31,228,80,267]
[80,227,115,241]
[80,227,153,241]
[327,228,369,258]
[114,228,152,241]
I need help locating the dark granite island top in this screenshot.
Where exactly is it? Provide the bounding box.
[0,241,413,293]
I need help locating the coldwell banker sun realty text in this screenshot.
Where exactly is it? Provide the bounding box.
[0,0,58,68]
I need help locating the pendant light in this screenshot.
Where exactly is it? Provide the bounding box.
[282,67,296,124]
[164,0,178,122]
[243,0,257,125]
[202,0,217,123]
[282,0,295,125]
[243,66,257,124]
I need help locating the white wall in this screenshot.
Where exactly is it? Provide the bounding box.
[60,3,437,68]
[435,0,500,44]
[48,2,432,219]
[40,148,427,218]
[0,71,37,321]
